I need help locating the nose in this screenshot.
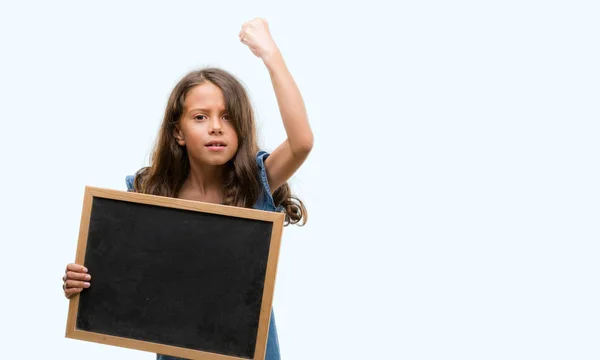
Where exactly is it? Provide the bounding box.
[208,117,223,135]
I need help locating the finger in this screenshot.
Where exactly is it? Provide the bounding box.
[66,263,88,273]
[65,280,90,289]
[66,271,91,281]
[240,27,253,37]
[65,287,83,298]
[244,19,259,29]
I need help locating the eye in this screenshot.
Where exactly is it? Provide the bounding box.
[194,115,207,121]
[222,114,230,121]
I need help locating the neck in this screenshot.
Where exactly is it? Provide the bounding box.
[180,162,226,202]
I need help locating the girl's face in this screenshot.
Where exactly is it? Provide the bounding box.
[174,82,239,166]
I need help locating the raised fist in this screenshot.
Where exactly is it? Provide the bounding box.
[239,17,279,60]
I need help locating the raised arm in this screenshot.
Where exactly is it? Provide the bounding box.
[239,18,314,193]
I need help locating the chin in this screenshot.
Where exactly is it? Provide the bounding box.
[188,148,237,166]
[202,153,236,166]
[207,158,232,166]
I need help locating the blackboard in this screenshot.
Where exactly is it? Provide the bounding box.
[65,187,284,360]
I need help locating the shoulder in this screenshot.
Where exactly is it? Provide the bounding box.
[255,150,282,212]
[125,175,135,192]
[256,150,272,194]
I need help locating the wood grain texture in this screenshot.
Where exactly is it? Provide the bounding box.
[65,186,285,360]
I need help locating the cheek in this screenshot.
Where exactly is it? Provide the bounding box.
[227,125,240,148]
[185,126,206,145]
[228,138,239,156]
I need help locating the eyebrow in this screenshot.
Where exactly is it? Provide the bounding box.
[187,108,227,114]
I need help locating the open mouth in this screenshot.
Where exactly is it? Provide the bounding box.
[205,141,226,147]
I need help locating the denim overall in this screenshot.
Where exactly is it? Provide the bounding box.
[125,150,282,360]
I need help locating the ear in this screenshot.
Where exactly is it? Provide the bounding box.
[173,125,185,146]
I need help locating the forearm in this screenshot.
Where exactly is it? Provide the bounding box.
[263,49,314,155]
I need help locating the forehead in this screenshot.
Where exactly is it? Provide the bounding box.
[184,82,226,110]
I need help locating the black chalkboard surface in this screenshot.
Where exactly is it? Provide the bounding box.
[65,187,284,360]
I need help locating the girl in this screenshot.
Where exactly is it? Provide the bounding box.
[61,17,313,360]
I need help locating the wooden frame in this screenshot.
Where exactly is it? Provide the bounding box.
[65,186,285,360]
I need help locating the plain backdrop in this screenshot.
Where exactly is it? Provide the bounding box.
[0,1,598,359]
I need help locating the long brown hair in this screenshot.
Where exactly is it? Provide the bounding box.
[132,68,306,226]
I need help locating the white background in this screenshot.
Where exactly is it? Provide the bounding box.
[1,1,598,359]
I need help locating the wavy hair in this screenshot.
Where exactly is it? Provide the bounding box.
[132,68,306,226]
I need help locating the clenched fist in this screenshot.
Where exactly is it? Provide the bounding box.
[239,18,279,61]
